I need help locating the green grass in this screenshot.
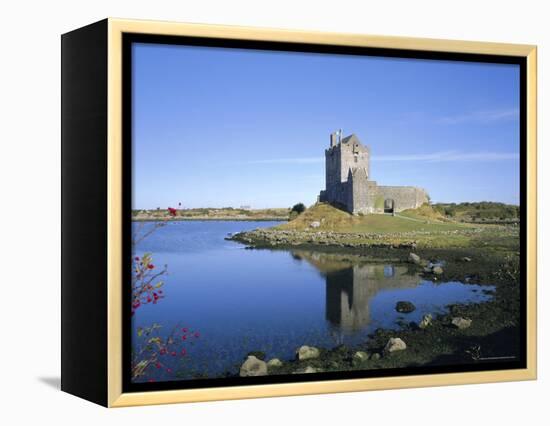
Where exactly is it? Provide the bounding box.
[432,201,519,222]
[347,215,466,233]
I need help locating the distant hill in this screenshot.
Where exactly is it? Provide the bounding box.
[132,207,290,221]
[431,202,520,223]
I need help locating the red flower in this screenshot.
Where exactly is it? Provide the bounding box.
[147,296,152,303]
[194,332,200,338]
[181,349,187,356]
[171,351,176,356]
[168,207,177,217]
[182,327,188,333]
[155,362,161,369]
[181,335,187,341]
[147,264,155,270]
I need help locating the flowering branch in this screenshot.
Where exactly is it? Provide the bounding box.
[131,323,200,381]
[131,253,167,315]
[131,206,199,382]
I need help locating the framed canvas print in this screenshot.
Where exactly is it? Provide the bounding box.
[61,18,537,407]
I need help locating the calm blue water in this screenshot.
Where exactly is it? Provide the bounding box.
[131,221,493,382]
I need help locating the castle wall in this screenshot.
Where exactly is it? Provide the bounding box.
[348,168,369,214]
[324,145,348,206]
[325,145,342,193]
[375,186,429,212]
[365,181,381,213]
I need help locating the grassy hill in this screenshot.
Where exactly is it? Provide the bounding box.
[432,202,519,223]
[276,202,470,234]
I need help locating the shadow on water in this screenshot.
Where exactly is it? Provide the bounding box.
[291,250,493,343]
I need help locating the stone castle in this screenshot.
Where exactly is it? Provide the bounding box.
[319,131,429,214]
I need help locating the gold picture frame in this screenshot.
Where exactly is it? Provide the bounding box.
[61,18,537,407]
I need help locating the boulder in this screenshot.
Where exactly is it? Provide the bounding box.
[384,337,407,354]
[371,353,381,361]
[310,221,321,228]
[432,266,444,275]
[396,301,416,313]
[296,345,320,361]
[266,358,283,368]
[451,317,472,330]
[353,351,370,363]
[239,355,268,377]
[408,252,421,265]
[418,314,433,329]
[294,366,319,374]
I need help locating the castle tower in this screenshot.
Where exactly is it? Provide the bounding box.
[322,132,370,210]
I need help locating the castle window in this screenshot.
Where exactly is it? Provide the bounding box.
[354,155,358,163]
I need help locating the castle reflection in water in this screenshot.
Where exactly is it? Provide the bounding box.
[291,251,422,335]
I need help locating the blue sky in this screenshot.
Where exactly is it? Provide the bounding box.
[132,43,520,209]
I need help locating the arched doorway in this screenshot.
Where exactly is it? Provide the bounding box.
[384,198,395,214]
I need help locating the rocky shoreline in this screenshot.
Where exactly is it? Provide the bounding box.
[237,295,519,378]
[239,308,473,377]
[227,227,490,250]
[226,245,521,377]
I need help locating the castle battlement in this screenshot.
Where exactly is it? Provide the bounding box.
[319,131,428,214]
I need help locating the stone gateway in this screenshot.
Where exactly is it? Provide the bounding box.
[319,131,429,214]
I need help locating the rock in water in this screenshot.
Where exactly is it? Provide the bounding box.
[408,253,421,265]
[461,257,472,262]
[267,358,283,368]
[432,266,444,275]
[396,301,416,313]
[451,317,472,330]
[294,366,320,374]
[418,314,433,329]
[239,355,268,377]
[384,337,407,353]
[296,345,320,360]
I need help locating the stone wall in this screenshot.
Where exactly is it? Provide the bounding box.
[375,186,429,212]
[339,134,370,182]
[325,144,342,198]
[348,168,369,214]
